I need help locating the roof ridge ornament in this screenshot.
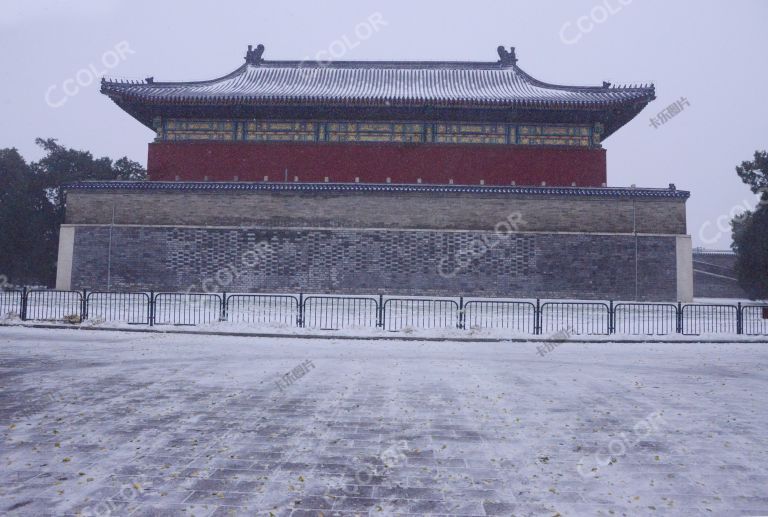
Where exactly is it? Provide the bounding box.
[497,46,517,66]
[245,44,265,65]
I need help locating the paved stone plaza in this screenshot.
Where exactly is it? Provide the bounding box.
[0,327,766,516]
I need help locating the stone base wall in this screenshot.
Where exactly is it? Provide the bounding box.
[64,185,688,235]
[66,225,680,301]
[59,183,692,301]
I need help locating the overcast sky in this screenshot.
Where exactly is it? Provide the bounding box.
[1,0,766,249]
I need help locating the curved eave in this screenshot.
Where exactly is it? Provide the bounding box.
[105,94,653,139]
[103,90,653,110]
[101,59,655,134]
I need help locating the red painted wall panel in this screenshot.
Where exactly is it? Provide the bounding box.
[147,142,607,186]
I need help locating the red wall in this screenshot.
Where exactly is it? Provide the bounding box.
[147,142,607,186]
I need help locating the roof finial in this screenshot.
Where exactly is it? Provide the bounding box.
[245,44,265,65]
[497,46,517,66]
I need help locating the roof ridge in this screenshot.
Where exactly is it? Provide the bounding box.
[100,44,655,95]
[102,63,250,88]
[511,64,654,94]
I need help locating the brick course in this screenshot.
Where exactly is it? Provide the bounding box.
[70,226,678,301]
[65,189,687,235]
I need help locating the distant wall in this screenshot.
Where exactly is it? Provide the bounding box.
[692,251,749,299]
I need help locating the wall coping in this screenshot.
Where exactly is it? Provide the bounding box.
[65,181,690,199]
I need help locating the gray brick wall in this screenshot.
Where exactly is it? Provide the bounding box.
[70,226,678,301]
[65,189,687,235]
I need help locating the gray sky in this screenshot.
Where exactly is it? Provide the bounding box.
[1,0,766,249]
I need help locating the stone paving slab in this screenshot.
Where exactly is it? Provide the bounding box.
[0,327,766,516]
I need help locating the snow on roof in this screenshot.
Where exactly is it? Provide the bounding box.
[101,45,655,110]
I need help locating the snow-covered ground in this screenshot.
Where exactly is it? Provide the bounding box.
[0,327,767,516]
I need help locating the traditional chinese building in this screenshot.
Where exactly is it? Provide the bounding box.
[56,45,693,301]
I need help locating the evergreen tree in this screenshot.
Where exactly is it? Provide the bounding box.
[0,148,56,285]
[731,151,768,300]
[0,139,145,286]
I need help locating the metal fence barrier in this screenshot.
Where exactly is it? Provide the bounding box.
[25,290,83,322]
[742,305,768,336]
[226,294,299,327]
[86,292,150,324]
[463,300,536,333]
[303,296,379,329]
[3,288,767,336]
[614,303,679,336]
[153,293,222,326]
[1,290,22,319]
[382,298,460,331]
[540,302,611,335]
[682,304,739,335]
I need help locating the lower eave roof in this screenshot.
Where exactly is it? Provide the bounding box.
[65,181,689,200]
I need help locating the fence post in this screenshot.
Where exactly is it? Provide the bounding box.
[458,296,465,329]
[20,286,28,321]
[381,296,386,330]
[608,300,614,334]
[377,294,384,328]
[737,302,743,335]
[221,292,227,322]
[148,291,155,327]
[298,292,304,328]
[535,298,541,335]
[81,289,88,321]
[676,301,683,334]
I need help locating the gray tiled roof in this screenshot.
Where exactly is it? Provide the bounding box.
[101,47,655,110]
